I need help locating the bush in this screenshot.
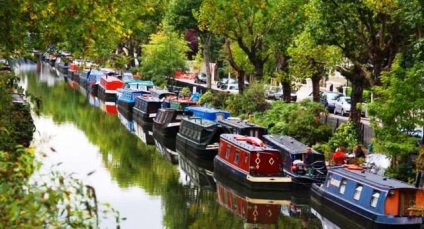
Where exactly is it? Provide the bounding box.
[328,121,360,152]
[225,82,268,117]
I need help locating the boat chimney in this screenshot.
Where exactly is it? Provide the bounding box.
[415,170,424,189]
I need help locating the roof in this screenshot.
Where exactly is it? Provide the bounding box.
[220,134,277,152]
[331,166,417,190]
[11,93,25,104]
[219,119,266,130]
[263,134,318,155]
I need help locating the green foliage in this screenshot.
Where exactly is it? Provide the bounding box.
[225,82,268,118]
[0,73,35,151]
[180,86,191,97]
[368,55,423,164]
[0,146,121,228]
[328,121,360,152]
[385,163,416,184]
[140,29,190,86]
[198,90,230,109]
[254,99,332,146]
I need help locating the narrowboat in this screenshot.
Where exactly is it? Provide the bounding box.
[133,121,154,145]
[176,117,226,161]
[215,171,294,228]
[152,99,197,143]
[214,134,292,191]
[98,75,123,115]
[153,135,179,164]
[116,79,155,99]
[178,152,215,190]
[133,89,176,127]
[263,134,327,184]
[311,165,424,229]
[87,69,105,97]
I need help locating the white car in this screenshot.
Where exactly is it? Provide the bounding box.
[334,96,365,116]
[221,83,239,94]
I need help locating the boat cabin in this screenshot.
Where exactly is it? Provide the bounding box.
[263,134,327,183]
[169,98,198,111]
[218,118,267,139]
[98,75,123,102]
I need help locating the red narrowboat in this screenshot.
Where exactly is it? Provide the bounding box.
[214,134,292,191]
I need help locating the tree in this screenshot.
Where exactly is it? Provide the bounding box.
[368,54,424,179]
[288,31,342,103]
[140,29,190,86]
[307,0,423,124]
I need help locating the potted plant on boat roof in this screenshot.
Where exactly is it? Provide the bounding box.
[180,86,191,99]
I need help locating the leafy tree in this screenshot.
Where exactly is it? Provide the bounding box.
[140,28,190,87]
[288,30,342,103]
[368,55,424,174]
[307,0,423,124]
[254,99,332,146]
[327,121,361,152]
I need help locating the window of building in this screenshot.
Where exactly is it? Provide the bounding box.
[339,179,347,194]
[370,191,380,207]
[353,185,363,200]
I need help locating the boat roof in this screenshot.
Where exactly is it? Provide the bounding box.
[182,116,217,128]
[330,166,417,190]
[101,75,122,82]
[186,106,230,115]
[220,134,278,152]
[11,93,25,104]
[150,89,176,98]
[125,80,154,86]
[263,134,320,155]
[219,119,266,130]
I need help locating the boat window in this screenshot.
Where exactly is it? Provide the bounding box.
[370,191,380,207]
[326,174,332,187]
[353,185,363,200]
[339,179,347,194]
[234,149,240,164]
[244,154,248,164]
[225,146,231,159]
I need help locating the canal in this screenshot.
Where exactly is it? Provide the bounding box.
[21,62,325,229]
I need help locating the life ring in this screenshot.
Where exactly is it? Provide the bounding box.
[343,164,364,170]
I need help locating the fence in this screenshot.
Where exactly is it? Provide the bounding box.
[320,115,375,146]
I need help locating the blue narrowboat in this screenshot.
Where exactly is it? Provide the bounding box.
[311,165,424,229]
[263,134,327,184]
[214,134,292,191]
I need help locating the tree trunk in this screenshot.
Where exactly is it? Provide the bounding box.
[225,39,245,93]
[350,76,366,124]
[311,73,321,103]
[200,33,212,89]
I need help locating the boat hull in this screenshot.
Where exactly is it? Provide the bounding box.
[176,133,218,161]
[310,184,423,229]
[213,156,292,191]
[133,107,154,127]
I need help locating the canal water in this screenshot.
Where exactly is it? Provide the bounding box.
[20,62,329,229]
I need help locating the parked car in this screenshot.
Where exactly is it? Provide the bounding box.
[320,91,343,112]
[195,72,207,84]
[275,90,298,102]
[333,96,366,117]
[264,86,282,100]
[220,83,239,94]
[217,78,249,88]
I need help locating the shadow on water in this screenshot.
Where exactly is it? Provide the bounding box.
[23,61,327,229]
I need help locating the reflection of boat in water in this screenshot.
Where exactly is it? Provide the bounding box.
[87,93,100,108]
[311,165,424,229]
[215,171,310,228]
[310,207,341,229]
[117,110,134,133]
[214,134,292,191]
[133,121,154,145]
[153,134,178,165]
[178,152,215,190]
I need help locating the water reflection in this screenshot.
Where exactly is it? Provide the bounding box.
[133,122,154,145]
[22,61,323,229]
